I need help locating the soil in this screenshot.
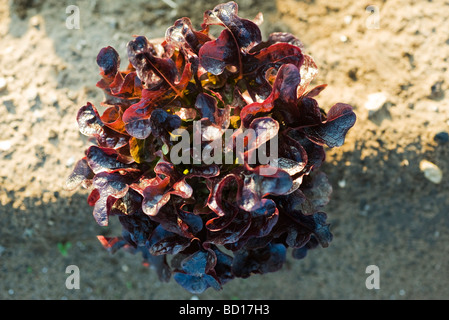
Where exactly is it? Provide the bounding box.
[1,0,448,300]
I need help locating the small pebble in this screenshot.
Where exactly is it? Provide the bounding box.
[344,15,353,25]
[8,289,14,295]
[338,179,346,188]
[364,92,388,112]
[0,140,12,151]
[30,16,41,28]
[429,80,444,100]
[399,289,406,296]
[340,35,348,42]
[434,131,449,144]
[419,160,443,184]
[67,90,78,101]
[65,156,76,168]
[429,105,439,112]
[48,93,58,105]
[0,77,7,91]
[24,87,38,102]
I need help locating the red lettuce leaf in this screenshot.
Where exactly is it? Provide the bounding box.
[96,46,120,86]
[240,63,300,127]
[199,29,239,76]
[206,209,251,245]
[202,1,261,51]
[166,17,211,54]
[65,158,94,190]
[127,36,178,91]
[303,103,356,148]
[173,249,222,293]
[231,243,286,278]
[147,224,192,255]
[85,145,135,174]
[239,166,292,212]
[90,169,141,226]
[77,102,129,148]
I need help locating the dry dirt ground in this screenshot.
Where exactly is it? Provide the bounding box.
[1,0,449,300]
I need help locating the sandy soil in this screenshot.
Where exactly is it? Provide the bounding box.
[1,0,448,300]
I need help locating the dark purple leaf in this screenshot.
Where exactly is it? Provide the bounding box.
[77,103,129,148]
[154,161,182,182]
[305,84,327,98]
[96,46,120,83]
[278,134,308,175]
[166,17,208,54]
[250,42,304,73]
[291,246,308,260]
[207,174,242,218]
[118,207,155,246]
[311,212,333,248]
[287,129,326,172]
[124,117,153,140]
[250,32,304,52]
[110,188,143,217]
[149,108,182,145]
[127,36,178,91]
[296,97,324,127]
[246,199,279,238]
[282,207,333,248]
[285,224,312,249]
[206,210,251,245]
[65,158,94,190]
[247,117,280,151]
[195,92,228,126]
[142,176,171,216]
[149,204,201,239]
[173,272,221,294]
[199,29,238,75]
[121,63,192,139]
[202,1,261,51]
[187,164,221,178]
[178,208,203,235]
[147,224,192,255]
[173,250,222,293]
[300,171,333,214]
[240,167,292,212]
[303,103,356,148]
[231,243,286,278]
[278,189,307,217]
[85,145,134,174]
[90,171,134,226]
[240,64,300,127]
[77,102,104,137]
[210,245,234,285]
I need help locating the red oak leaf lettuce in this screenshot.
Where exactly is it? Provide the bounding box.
[65,1,356,294]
